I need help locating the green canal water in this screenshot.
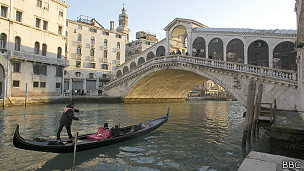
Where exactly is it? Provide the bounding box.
[0,100,303,171]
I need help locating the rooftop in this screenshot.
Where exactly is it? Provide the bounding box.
[194,28,297,35]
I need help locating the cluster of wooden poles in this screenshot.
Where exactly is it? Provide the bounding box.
[242,81,264,147]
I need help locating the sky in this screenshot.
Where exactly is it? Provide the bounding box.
[66,0,297,41]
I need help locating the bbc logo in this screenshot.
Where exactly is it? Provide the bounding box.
[282,161,301,169]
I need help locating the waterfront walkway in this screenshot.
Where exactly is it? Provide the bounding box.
[238,151,304,171]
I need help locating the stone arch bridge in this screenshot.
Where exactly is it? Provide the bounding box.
[104,18,300,111]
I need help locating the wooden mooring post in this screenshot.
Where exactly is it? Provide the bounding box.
[242,81,256,147]
[253,84,263,136]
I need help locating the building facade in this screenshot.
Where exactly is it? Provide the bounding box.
[125,31,158,61]
[65,15,126,92]
[0,0,68,98]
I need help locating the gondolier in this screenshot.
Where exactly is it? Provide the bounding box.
[57,102,79,140]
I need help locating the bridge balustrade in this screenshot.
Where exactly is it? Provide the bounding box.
[114,55,297,84]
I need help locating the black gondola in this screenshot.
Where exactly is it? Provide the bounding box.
[13,108,169,153]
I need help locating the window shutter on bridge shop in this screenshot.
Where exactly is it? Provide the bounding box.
[86,80,96,90]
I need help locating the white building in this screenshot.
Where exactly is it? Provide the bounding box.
[0,0,69,98]
[65,12,126,92]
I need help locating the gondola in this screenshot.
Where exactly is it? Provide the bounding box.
[13,108,169,153]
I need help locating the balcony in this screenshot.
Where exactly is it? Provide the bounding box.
[103,46,108,51]
[76,54,82,60]
[90,43,95,48]
[12,51,68,66]
[89,56,95,62]
[103,58,108,63]
[116,60,120,65]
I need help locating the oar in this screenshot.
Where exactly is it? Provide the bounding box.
[72,119,79,170]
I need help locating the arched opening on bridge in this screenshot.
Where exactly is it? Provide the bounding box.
[208,38,223,60]
[170,25,187,55]
[156,46,166,57]
[147,51,155,61]
[138,57,145,65]
[248,40,269,67]
[192,37,206,58]
[130,62,137,70]
[123,66,129,74]
[227,39,244,63]
[273,41,297,71]
[116,70,122,77]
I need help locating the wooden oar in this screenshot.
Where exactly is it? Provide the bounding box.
[72,119,79,170]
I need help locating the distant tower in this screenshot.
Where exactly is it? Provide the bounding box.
[116,6,130,43]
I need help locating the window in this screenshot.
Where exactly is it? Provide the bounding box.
[104,50,107,59]
[57,47,62,59]
[16,11,22,22]
[59,10,63,17]
[112,60,116,64]
[66,31,68,37]
[90,63,95,68]
[15,36,21,51]
[89,73,94,78]
[0,33,7,49]
[116,34,121,38]
[76,46,81,54]
[104,39,108,46]
[56,83,61,88]
[58,26,62,35]
[75,72,81,77]
[1,6,7,17]
[116,52,120,60]
[117,42,120,49]
[77,34,82,41]
[90,48,94,56]
[91,37,95,44]
[89,28,97,33]
[13,62,21,72]
[40,82,46,88]
[37,0,42,7]
[42,43,47,56]
[43,20,48,30]
[36,18,41,28]
[44,2,49,10]
[13,80,20,87]
[56,67,63,77]
[34,42,40,55]
[78,25,82,29]
[76,61,81,67]
[33,65,39,74]
[103,31,109,35]
[102,64,108,70]
[33,82,39,87]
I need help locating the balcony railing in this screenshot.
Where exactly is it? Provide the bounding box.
[12,51,68,66]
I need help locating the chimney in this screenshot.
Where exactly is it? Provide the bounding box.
[110,21,114,31]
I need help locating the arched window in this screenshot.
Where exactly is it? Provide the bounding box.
[104,50,108,58]
[147,51,155,61]
[57,47,62,59]
[90,48,94,56]
[77,34,82,41]
[192,37,206,57]
[226,39,244,63]
[156,46,166,57]
[208,38,224,60]
[91,37,95,44]
[273,41,297,71]
[34,42,40,55]
[42,43,47,56]
[116,52,120,60]
[0,33,7,49]
[104,39,108,46]
[15,36,21,51]
[77,46,81,54]
[117,42,120,49]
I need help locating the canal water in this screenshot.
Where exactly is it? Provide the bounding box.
[0,100,303,171]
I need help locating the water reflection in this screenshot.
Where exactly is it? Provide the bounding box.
[0,101,270,171]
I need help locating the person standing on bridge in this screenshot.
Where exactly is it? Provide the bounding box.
[57,101,79,140]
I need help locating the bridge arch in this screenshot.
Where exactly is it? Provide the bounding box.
[116,70,122,77]
[192,37,206,58]
[156,46,166,57]
[138,57,145,65]
[208,38,224,60]
[273,41,297,71]
[226,38,244,63]
[130,62,137,70]
[147,51,155,61]
[248,40,269,67]
[170,24,188,54]
[123,66,129,74]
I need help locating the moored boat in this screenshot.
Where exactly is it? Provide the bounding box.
[13,108,169,153]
